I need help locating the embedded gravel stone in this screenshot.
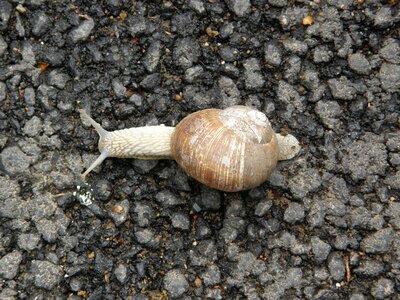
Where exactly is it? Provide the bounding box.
[48,70,70,89]
[288,168,322,199]
[17,233,41,251]
[341,137,388,181]
[0,146,31,175]
[94,251,113,275]
[69,18,95,43]
[132,159,158,174]
[114,263,128,284]
[379,63,400,92]
[360,228,394,254]
[243,58,264,90]
[282,39,308,56]
[174,38,200,69]
[93,179,112,202]
[198,186,221,210]
[23,116,42,137]
[0,81,6,102]
[24,87,36,106]
[384,171,400,190]
[0,35,6,56]
[264,43,282,66]
[30,260,63,290]
[227,0,251,17]
[313,45,333,63]
[219,76,241,108]
[254,200,273,217]
[109,200,129,226]
[327,252,346,281]
[219,46,240,62]
[172,12,201,37]
[155,190,186,207]
[349,293,366,300]
[379,38,400,64]
[35,218,58,243]
[184,65,204,83]
[127,15,148,36]
[134,202,154,227]
[135,228,156,246]
[284,202,305,224]
[164,269,189,298]
[386,132,400,152]
[328,76,357,100]
[170,212,190,230]
[351,207,372,229]
[0,176,21,200]
[353,259,384,277]
[311,237,331,263]
[268,0,288,7]
[31,11,50,36]
[315,100,342,130]
[140,73,161,90]
[189,240,217,266]
[143,41,161,73]
[201,265,221,286]
[372,6,397,28]
[348,52,371,75]
[0,1,12,30]
[188,0,205,14]
[371,278,394,299]
[0,251,23,279]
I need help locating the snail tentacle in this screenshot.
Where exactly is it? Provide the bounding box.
[79,110,175,178]
[81,148,111,179]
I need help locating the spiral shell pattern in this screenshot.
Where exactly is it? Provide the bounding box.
[171,106,279,192]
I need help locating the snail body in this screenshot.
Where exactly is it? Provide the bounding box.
[79,106,300,192]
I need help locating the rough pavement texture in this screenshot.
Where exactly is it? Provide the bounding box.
[0,0,399,299]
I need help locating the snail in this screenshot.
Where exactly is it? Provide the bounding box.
[79,106,300,192]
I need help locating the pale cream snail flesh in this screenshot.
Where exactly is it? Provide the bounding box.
[79,106,300,192]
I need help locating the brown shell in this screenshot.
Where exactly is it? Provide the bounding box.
[171,106,279,192]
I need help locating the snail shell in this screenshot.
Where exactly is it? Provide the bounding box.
[171,106,278,192]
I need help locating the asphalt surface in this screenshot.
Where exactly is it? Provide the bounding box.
[0,0,399,299]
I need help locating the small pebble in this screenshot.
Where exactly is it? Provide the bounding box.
[164,269,189,298]
[23,116,42,137]
[201,265,221,286]
[254,200,273,217]
[69,18,95,43]
[327,252,346,281]
[174,38,200,69]
[114,263,128,284]
[328,76,357,100]
[170,212,190,231]
[243,58,264,90]
[227,0,251,17]
[0,251,23,279]
[30,260,63,290]
[348,52,371,75]
[109,199,129,226]
[311,237,331,263]
[0,146,31,176]
[284,202,305,224]
[31,11,50,36]
[361,227,394,254]
[155,190,186,207]
[17,233,41,251]
[371,278,394,299]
